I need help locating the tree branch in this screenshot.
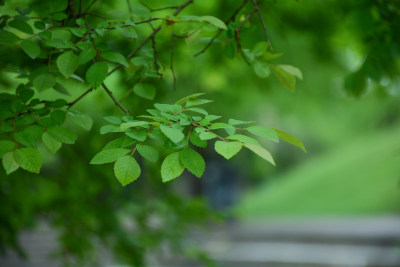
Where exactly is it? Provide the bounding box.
[102,83,130,116]
[194,0,250,57]
[251,0,273,51]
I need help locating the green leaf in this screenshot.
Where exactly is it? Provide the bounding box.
[0,140,15,158]
[175,93,205,104]
[273,128,307,153]
[14,148,43,174]
[47,126,77,144]
[180,148,205,178]
[19,88,34,102]
[228,118,255,126]
[67,110,93,131]
[254,61,271,78]
[100,125,121,134]
[278,65,303,80]
[214,141,242,159]
[226,134,260,145]
[201,16,227,30]
[186,99,213,107]
[161,152,185,182]
[9,19,33,34]
[186,107,208,115]
[205,115,221,121]
[133,83,156,100]
[20,40,41,59]
[190,132,207,148]
[2,151,19,174]
[210,122,235,130]
[160,124,184,144]
[114,155,141,186]
[120,121,148,131]
[102,51,129,67]
[125,129,147,142]
[90,148,130,164]
[14,125,44,147]
[51,29,71,41]
[104,116,122,124]
[244,143,275,165]
[33,73,56,91]
[104,137,135,150]
[136,144,159,162]
[42,132,62,154]
[0,29,20,44]
[247,126,279,143]
[154,103,182,113]
[57,51,79,78]
[86,62,108,88]
[78,48,96,65]
[272,65,297,92]
[53,83,70,96]
[199,132,216,140]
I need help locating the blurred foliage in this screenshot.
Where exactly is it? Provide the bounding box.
[1,0,400,266]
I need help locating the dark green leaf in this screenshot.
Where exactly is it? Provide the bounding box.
[42,132,62,153]
[47,126,77,144]
[86,62,108,88]
[2,151,19,174]
[33,73,56,91]
[90,148,130,164]
[14,148,43,174]
[0,140,15,158]
[57,50,79,78]
[20,40,41,59]
[102,51,129,67]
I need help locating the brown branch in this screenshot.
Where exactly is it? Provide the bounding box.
[102,83,130,116]
[235,8,257,65]
[251,0,273,51]
[194,0,250,57]
[171,33,177,90]
[67,0,194,108]
[151,36,161,78]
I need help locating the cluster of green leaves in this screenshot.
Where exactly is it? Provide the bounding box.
[92,93,306,186]
[0,86,92,174]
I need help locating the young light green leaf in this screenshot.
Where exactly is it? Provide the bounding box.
[90,148,130,164]
[278,64,303,80]
[161,152,185,182]
[136,144,159,162]
[199,132,217,140]
[125,129,147,142]
[133,83,156,100]
[160,124,184,144]
[114,155,141,186]
[57,50,79,78]
[2,151,19,174]
[100,125,121,134]
[78,48,96,65]
[180,148,205,178]
[186,99,213,107]
[214,141,242,160]
[226,134,260,145]
[228,118,255,126]
[154,103,182,113]
[120,121,148,131]
[273,128,307,153]
[42,132,62,154]
[201,16,227,30]
[205,115,222,121]
[244,143,275,165]
[0,140,15,158]
[20,40,41,59]
[190,132,207,148]
[254,61,271,78]
[86,62,108,88]
[103,116,122,124]
[67,110,93,131]
[103,137,135,150]
[47,126,77,144]
[272,65,297,92]
[210,123,235,130]
[102,51,129,67]
[175,93,205,104]
[247,126,279,143]
[33,73,56,91]
[14,148,43,174]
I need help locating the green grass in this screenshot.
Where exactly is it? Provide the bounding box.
[236,125,400,218]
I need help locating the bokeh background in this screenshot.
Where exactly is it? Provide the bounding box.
[1,0,400,266]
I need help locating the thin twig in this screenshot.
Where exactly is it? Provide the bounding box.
[194,0,250,57]
[102,83,130,116]
[151,36,161,77]
[171,33,177,90]
[85,0,98,12]
[82,15,102,61]
[139,0,180,12]
[235,8,257,65]
[67,87,94,108]
[250,0,273,50]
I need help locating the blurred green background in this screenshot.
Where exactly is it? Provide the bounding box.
[1,0,400,266]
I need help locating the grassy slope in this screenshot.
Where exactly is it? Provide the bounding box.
[237,126,400,218]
